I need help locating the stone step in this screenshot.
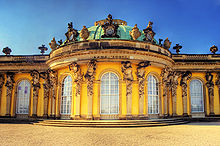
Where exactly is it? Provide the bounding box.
[33,119,189,128]
[34,123,169,128]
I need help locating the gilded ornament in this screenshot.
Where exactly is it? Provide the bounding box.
[143,21,155,43]
[2,47,12,56]
[210,45,218,54]
[129,24,141,40]
[80,26,90,41]
[65,22,79,43]
[163,38,172,49]
[49,37,58,50]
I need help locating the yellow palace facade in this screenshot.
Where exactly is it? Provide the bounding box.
[0,15,220,120]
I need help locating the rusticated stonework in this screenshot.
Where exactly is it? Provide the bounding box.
[205,72,214,115]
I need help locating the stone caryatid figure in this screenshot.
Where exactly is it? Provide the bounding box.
[80,26,90,41]
[31,70,41,117]
[205,72,214,115]
[84,59,97,97]
[48,69,58,117]
[65,22,79,43]
[171,71,180,116]
[129,24,141,40]
[84,59,97,119]
[163,38,172,50]
[136,61,150,116]
[215,72,220,106]
[180,71,192,116]
[161,66,173,117]
[69,62,83,97]
[40,70,51,117]
[0,74,5,109]
[5,72,15,116]
[69,62,83,118]
[121,61,133,117]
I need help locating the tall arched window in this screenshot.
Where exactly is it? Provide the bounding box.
[100,72,119,114]
[16,80,31,114]
[148,75,159,114]
[60,75,72,114]
[190,79,204,113]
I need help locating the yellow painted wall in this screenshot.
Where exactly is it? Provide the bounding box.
[176,78,183,115]
[1,62,220,119]
[0,74,7,116]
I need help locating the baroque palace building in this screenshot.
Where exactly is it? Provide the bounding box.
[0,14,220,120]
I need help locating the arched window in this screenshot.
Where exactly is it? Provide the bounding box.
[100,72,119,114]
[190,79,204,113]
[16,80,31,114]
[60,75,72,114]
[148,75,159,114]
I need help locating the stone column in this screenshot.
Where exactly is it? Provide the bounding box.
[43,81,50,118]
[160,66,172,117]
[48,69,58,118]
[121,61,133,119]
[205,72,214,115]
[0,74,5,111]
[69,62,83,119]
[31,70,40,117]
[215,72,220,111]
[171,72,180,116]
[126,80,132,118]
[180,71,192,116]
[136,61,150,118]
[163,84,168,116]
[43,86,49,118]
[5,72,15,116]
[84,60,96,120]
[40,71,50,118]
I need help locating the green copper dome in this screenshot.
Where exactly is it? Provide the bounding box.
[76,25,146,41]
[62,15,158,45]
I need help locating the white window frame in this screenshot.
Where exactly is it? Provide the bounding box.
[60,75,72,115]
[100,72,119,115]
[147,75,159,114]
[16,80,31,114]
[190,79,204,113]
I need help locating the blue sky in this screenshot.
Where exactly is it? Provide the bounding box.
[0,0,220,55]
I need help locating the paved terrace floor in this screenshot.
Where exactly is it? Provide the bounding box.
[0,122,220,146]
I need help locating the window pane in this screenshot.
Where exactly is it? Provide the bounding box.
[190,80,204,113]
[61,75,72,114]
[100,72,119,114]
[16,80,31,114]
[148,75,159,114]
